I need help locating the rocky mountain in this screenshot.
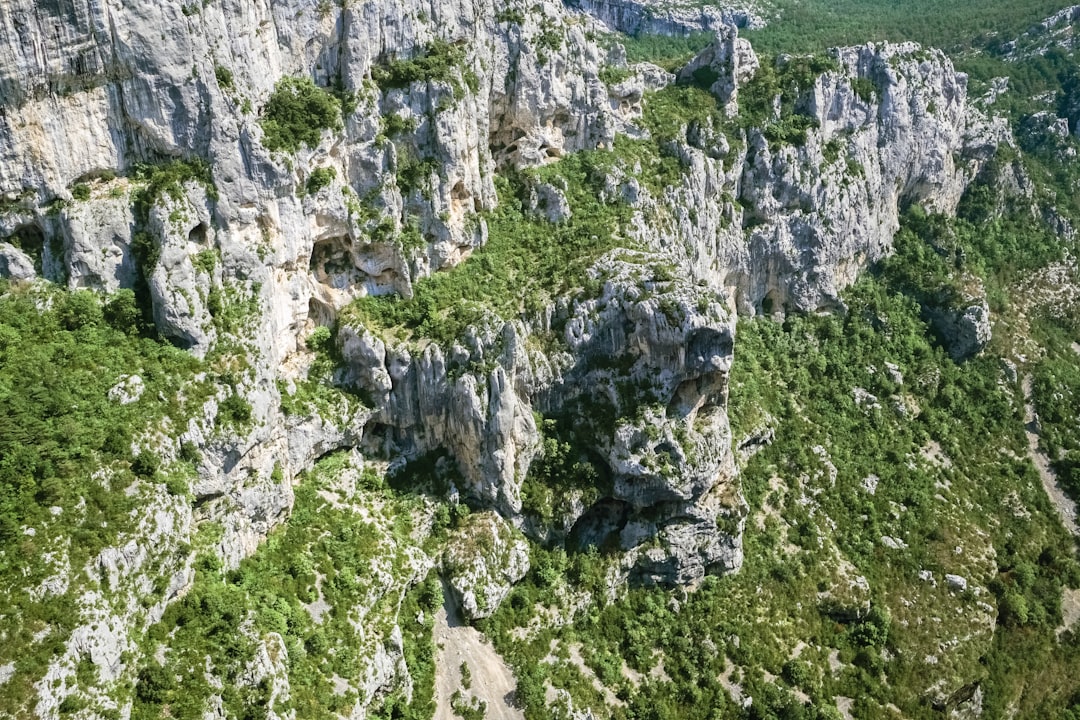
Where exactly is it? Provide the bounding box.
[2,0,1075,718]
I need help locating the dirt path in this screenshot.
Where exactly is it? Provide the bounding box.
[1022,376,1080,537]
[433,584,524,720]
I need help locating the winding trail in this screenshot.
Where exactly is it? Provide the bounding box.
[433,583,524,720]
[1021,375,1079,537]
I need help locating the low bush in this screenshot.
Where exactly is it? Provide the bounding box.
[260,77,343,153]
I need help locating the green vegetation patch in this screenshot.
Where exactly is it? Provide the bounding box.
[744,0,1072,57]
[0,284,208,714]
[615,32,714,72]
[133,452,440,720]
[343,150,634,344]
[372,40,468,94]
[638,83,723,144]
[304,166,337,195]
[260,77,344,153]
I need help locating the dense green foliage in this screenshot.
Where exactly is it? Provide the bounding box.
[304,166,337,195]
[0,284,207,713]
[636,51,833,153]
[261,77,344,153]
[133,452,441,720]
[743,0,1072,56]
[521,416,610,527]
[637,83,723,144]
[372,40,468,94]
[616,32,714,71]
[0,286,200,549]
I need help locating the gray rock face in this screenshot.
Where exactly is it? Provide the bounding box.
[146,185,219,354]
[677,28,759,115]
[0,242,35,279]
[57,188,139,291]
[443,511,531,619]
[647,41,1001,316]
[343,252,744,585]
[946,574,969,592]
[566,0,765,35]
[931,300,992,361]
[526,181,572,223]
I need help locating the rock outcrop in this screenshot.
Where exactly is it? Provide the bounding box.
[647,39,1002,316]
[929,298,993,360]
[443,511,531,619]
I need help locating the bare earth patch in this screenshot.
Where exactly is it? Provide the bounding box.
[434,587,524,720]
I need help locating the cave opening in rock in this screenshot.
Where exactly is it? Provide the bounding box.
[567,498,630,553]
[188,222,208,246]
[761,289,782,317]
[309,236,361,289]
[6,223,45,273]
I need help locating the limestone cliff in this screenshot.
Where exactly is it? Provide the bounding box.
[0,0,1000,715]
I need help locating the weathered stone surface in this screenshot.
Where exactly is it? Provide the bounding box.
[677,28,759,115]
[566,0,765,35]
[930,299,993,361]
[0,242,35,280]
[946,574,969,592]
[443,511,531,619]
[57,188,139,291]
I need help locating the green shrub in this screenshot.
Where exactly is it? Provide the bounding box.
[132,159,215,211]
[216,392,253,430]
[306,325,332,351]
[260,77,343,153]
[598,65,632,86]
[71,183,91,201]
[214,65,234,89]
[104,289,142,335]
[304,166,336,195]
[164,474,188,496]
[57,290,104,330]
[851,76,876,103]
[371,40,466,92]
[192,249,218,275]
[380,112,417,138]
[132,450,161,478]
[495,8,524,24]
